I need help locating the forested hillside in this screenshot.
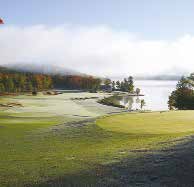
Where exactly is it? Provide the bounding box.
[0,66,101,93]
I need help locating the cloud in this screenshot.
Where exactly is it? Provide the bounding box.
[0,25,193,77]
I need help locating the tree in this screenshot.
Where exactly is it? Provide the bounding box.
[104,79,111,87]
[120,82,125,91]
[128,76,134,93]
[0,83,5,92]
[6,78,14,92]
[176,76,191,89]
[116,81,121,90]
[140,99,146,110]
[123,78,128,92]
[104,78,112,91]
[18,75,26,92]
[112,81,115,91]
[168,74,194,110]
[135,88,141,95]
[0,67,103,93]
[168,87,194,110]
[168,90,176,110]
[27,82,33,92]
[113,76,135,92]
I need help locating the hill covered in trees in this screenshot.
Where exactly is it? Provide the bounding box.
[4,63,82,76]
[0,66,101,93]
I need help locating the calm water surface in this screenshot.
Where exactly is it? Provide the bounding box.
[120,80,177,111]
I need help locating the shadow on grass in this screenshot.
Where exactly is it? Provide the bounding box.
[34,136,194,187]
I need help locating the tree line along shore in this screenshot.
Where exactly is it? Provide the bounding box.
[1,66,194,110]
[0,66,138,94]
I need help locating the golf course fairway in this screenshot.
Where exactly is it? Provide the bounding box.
[1,95,194,187]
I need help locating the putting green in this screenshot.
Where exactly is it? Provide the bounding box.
[97,111,194,135]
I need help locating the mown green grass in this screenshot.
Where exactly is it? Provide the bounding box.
[96,111,194,154]
[0,111,136,186]
[1,94,194,186]
[97,111,194,135]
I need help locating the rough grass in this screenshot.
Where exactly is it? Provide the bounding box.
[1,94,194,186]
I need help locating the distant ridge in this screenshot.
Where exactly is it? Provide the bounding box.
[2,63,83,76]
[111,75,182,81]
[134,75,182,81]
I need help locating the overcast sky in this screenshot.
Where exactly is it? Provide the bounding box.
[0,0,194,76]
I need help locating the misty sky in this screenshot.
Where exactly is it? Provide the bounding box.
[0,0,194,76]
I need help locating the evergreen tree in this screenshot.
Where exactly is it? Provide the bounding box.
[112,81,115,91]
[0,83,5,92]
[116,81,121,90]
[6,78,14,92]
[128,76,134,93]
[168,75,194,110]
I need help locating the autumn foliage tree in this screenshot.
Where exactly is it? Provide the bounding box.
[0,67,101,93]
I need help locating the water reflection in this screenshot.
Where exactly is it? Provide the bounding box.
[119,96,133,110]
[116,95,143,110]
[113,80,177,111]
[135,80,177,110]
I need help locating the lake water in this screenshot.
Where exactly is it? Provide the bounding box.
[119,80,177,111]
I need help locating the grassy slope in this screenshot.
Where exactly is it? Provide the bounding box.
[1,94,194,186]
